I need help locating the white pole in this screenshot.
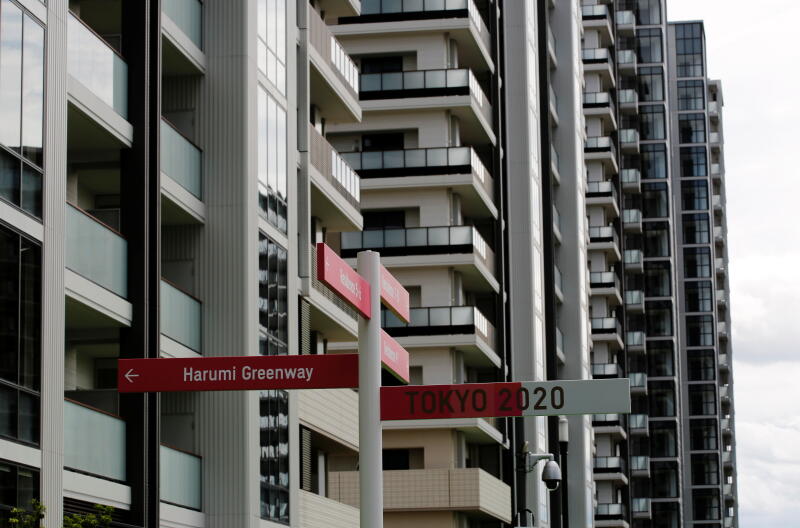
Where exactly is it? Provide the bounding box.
[357,250,383,528]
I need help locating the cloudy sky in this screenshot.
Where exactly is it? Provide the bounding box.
[666,1,800,526]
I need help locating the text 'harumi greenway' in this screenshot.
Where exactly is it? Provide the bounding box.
[183,366,315,383]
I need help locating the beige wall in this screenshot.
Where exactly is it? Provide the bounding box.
[384,429,457,469]
[386,511,457,528]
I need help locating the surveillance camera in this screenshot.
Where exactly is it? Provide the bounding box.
[542,460,562,491]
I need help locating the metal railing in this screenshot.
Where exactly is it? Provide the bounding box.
[308,125,360,206]
[382,306,495,347]
[308,6,359,95]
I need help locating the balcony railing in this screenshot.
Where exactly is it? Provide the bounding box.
[309,125,360,207]
[340,225,495,271]
[593,456,626,472]
[554,265,563,295]
[584,92,615,114]
[161,119,202,199]
[590,271,619,289]
[621,168,641,188]
[630,372,647,389]
[624,208,642,225]
[382,306,495,348]
[719,353,729,369]
[624,249,643,267]
[629,413,648,431]
[626,331,645,347]
[66,204,128,298]
[595,503,626,517]
[65,400,126,481]
[161,444,202,510]
[711,163,721,177]
[161,280,202,353]
[620,128,640,144]
[587,181,617,200]
[591,317,622,335]
[67,13,128,118]
[615,10,635,26]
[592,363,620,377]
[625,290,644,306]
[592,413,624,426]
[631,455,649,472]
[308,6,359,95]
[585,136,616,152]
[582,47,613,67]
[617,49,636,66]
[618,88,638,105]
[710,131,720,144]
[581,5,610,20]
[556,327,564,358]
[588,226,618,245]
[632,498,651,514]
[163,0,203,49]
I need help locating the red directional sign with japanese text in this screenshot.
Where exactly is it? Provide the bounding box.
[380,379,630,420]
[118,354,359,393]
[380,265,410,323]
[316,242,371,319]
[380,330,410,384]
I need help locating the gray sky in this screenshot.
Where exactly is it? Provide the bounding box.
[666,1,800,526]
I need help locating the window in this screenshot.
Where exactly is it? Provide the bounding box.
[643,182,669,218]
[0,461,38,524]
[693,489,721,521]
[692,455,720,486]
[687,315,714,346]
[682,179,708,211]
[685,281,713,312]
[651,462,679,498]
[683,213,710,244]
[258,234,288,355]
[636,28,662,64]
[677,80,705,110]
[0,0,44,218]
[640,105,666,140]
[360,56,403,74]
[684,247,711,278]
[636,0,661,25]
[637,66,664,102]
[652,502,680,528]
[646,301,673,336]
[650,381,676,417]
[680,147,708,178]
[651,424,677,458]
[641,143,667,179]
[0,224,40,446]
[690,419,718,450]
[258,87,288,233]
[678,113,706,144]
[675,23,704,77]
[648,342,674,377]
[688,350,716,381]
[689,384,717,416]
[643,222,670,258]
[257,0,287,93]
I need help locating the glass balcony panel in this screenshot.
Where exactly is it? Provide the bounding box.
[360,73,382,92]
[66,204,128,298]
[426,0,445,10]
[429,307,451,326]
[384,228,407,247]
[64,400,126,481]
[361,151,382,170]
[160,445,202,510]
[383,150,405,168]
[451,306,474,326]
[426,69,446,88]
[362,230,385,248]
[428,226,450,245]
[402,71,424,90]
[448,147,470,166]
[446,68,468,87]
[67,14,128,118]
[384,310,406,328]
[161,120,202,199]
[161,280,202,352]
[405,228,427,247]
[449,226,472,245]
[340,231,362,250]
[409,308,429,326]
[383,0,402,13]
[163,0,203,49]
[427,148,448,167]
[405,149,426,167]
[446,0,468,8]
[402,0,422,11]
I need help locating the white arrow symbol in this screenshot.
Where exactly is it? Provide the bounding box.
[124,369,139,383]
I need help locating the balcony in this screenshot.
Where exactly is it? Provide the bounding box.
[584,92,616,123]
[66,204,128,299]
[554,265,564,301]
[618,88,638,109]
[67,13,128,120]
[581,5,613,43]
[617,49,637,70]
[615,10,636,34]
[619,128,640,152]
[339,225,498,291]
[163,0,202,49]
[716,257,726,275]
[720,384,731,404]
[624,249,643,273]
[586,181,619,213]
[592,414,627,437]
[715,225,725,245]
[621,168,641,192]
[299,490,359,528]
[592,363,621,379]
[710,131,721,145]
[717,289,727,309]
[308,125,362,231]
[162,0,204,74]
[341,146,495,217]
[160,280,202,355]
[631,455,650,477]
[595,503,626,523]
[590,271,622,305]
[718,321,728,340]
[161,119,204,224]
[623,208,642,232]
[328,468,512,523]
[585,137,619,172]
[626,331,646,353]
[582,48,615,83]
[299,388,359,449]
[629,414,648,435]
[383,306,498,367]
[588,226,621,260]
[724,517,734,528]
[630,372,648,394]
[359,68,494,145]
[721,417,732,436]
[625,290,645,312]
[553,206,562,244]
[632,498,651,519]
[708,100,720,117]
[65,400,126,481]
[724,483,734,501]
[308,5,361,122]
[711,162,722,180]
[550,143,561,183]
[547,25,557,66]
[713,194,723,212]
[591,317,624,349]
[719,353,730,371]
[160,445,202,510]
[556,328,565,363]
[593,457,628,484]
[722,450,733,467]
[308,243,358,339]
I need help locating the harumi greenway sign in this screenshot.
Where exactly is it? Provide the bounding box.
[316,242,371,319]
[380,378,631,420]
[118,354,359,393]
[380,330,410,384]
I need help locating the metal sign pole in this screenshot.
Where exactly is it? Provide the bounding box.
[357,250,383,528]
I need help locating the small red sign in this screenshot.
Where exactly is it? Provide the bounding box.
[118,354,359,393]
[380,265,410,323]
[380,330,410,384]
[381,382,524,420]
[316,243,371,319]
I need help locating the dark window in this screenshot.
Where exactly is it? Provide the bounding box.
[382,449,410,470]
[360,56,403,74]
[677,80,705,110]
[643,221,670,257]
[636,28,662,63]
[692,489,721,520]
[258,87,288,233]
[684,247,711,278]
[689,384,717,416]
[680,147,708,178]
[651,423,677,457]
[362,132,404,151]
[641,143,667,179]
[258,235,288,355]
[636,0,661,25]
[643,182,669,218]
[0,224,40,446]
[640,104,666,140]
[0,461,39,524]
[652,502,680,528]
[683,213,710,244]
[637,66,664,102]
[687,315,714,346]
[690,418,718,450]
[678,113,706,143]
[685,281,713,312]
[681,179,708,210]
[650,381,676,416]
[648,342,674,377]
[644,261,671,297]
[675,22,704,77]
[692,455,720,485]
[688,350,716,381]
[363,210,405,229]
[646,301,673,336]
[651,462,679,498]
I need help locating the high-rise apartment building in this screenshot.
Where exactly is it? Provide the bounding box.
[0,1,737,528]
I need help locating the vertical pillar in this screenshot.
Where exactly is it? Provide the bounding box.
[357,250,383,528]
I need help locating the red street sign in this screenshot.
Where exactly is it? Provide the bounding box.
[118,354,359,393]
[380,379,631,420]
[380,265,410,323]
[316,242,371,319]
[380,330,410,384]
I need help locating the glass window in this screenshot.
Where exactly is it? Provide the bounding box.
[651,424,677,457]
[258,234,288,354]
[650,381,676,417]
[643,182,669,218]
[682,179,708,210]
[652,463,679,497]
[683,213,710,244]
[640,104,666,140]
[675,23,704,77]
[636,28,662,64]
[643,221,670,258]
[678,113,706,144]
[0,462,39,523]
[689,384,717,416]
[690,418,718,450]
[636,0,661,25]
[652,502,680,528]
[641,143,667,179]
[692,455,720,485]
[687,315,714,346]
[688,350,716,381]
[677,80,705,110]
[680,148,708,178]
[258,87,288,233]
[693,489,721,520]
[684,247,711,278]
[648,342,674,377]
[637,66,664,102]
[646,301,673,336]
[685,281,713,312]
[257,0,287,94]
